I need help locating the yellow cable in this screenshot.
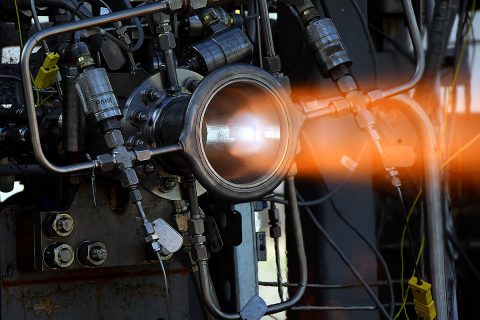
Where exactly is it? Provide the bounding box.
[440,0,476,156]
[441,132,480,169]
[13,0,24,49]
[38,90,55,107]
[393,190,423,319]
[395,237,426,319]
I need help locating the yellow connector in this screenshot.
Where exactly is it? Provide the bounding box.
[408,276,437,320]
[34,53,60,89]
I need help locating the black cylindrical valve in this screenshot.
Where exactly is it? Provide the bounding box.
[304,18,352,75]
[185,27,253,74]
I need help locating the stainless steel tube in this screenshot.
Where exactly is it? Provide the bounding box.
[266,175,307,314]
[374,0,425,99]
[303,0,424,118]
[382,94,447,320]
[197,175,307,319]
[21,1,170,174]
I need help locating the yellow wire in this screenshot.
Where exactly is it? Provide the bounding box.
[441,132,480,169]
[394,237,426,319]
[440,0,476,156]
[37,90,55,107]
[13,0,24,49]
[393,190,423,320]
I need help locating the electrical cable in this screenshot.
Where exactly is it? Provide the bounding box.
[441,0,476,154]
[446,231,480,284]
[293,132,394,317]
[269,201,285,301]
[394,237,425,320]
[122,0,145,52]
[318,0,330,18]
[394,189,422,319]
[367,23,415,64]
[347,0,378,87]
[273,235,284,302]
[266,172,354,207]
[31,0,50,53]
[13,0,24,49]
[296,192,392,320]
[396,187,419,273]
[322,191,395,318]
[291,303,414,312]
[95,0,112,11]
[259,279,406,289]
[156,251,172,320]
[267,135,368,207]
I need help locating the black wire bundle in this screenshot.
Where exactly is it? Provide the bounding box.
[296,192,393,320]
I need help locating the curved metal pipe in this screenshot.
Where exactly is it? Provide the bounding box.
[197,175,307,319]
[302,0,424,118]
[371,0,425,99]
[21,1,170,174]
[381,94,447,320]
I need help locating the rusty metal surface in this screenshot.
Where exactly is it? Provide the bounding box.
[0,185,203,319]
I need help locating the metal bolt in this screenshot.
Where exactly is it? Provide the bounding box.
[144,88,161,102]
[56,217,74,234]
[134,111,148,123]
[158,177,177,192]
[44,243,74,269]
[44,212,74,238]
[144,163,156,174]
[77,241,108,267]
[90,247,107,261]
[58,247,73,263]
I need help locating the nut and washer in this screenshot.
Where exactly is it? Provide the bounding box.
[77,241,108,267]
[44,212,74,237]
[44,243,75,269]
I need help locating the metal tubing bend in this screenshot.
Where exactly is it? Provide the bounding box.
[197,175,307,319]
[371,0,425,100]
[378,94,447,320]
[21,1,170,174]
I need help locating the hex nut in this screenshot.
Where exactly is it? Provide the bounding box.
[97,154,116,172]
[44,243,75,269]
[330,99,351,116]
[188,219,205,236]
[191,244,209,262]
[104,130,125,149]
[134,149,151,163]
[158,177,177,193]
[129,188,143,204]
[77,241,108,267]
[120,168,140,188]
[44,212,74,238]
[158,33,176,50]
[155,23,172,34]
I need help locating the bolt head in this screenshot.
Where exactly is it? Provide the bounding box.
[45,243,74,269]
[78,241,108,267]
[45,212,74,238]
[158,177,177,192]
[58,247,73,263]
[91,247,108,261]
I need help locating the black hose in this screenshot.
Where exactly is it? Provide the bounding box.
[121,0,145,52]
[246,0,257,43]
[413,0,459,114]
[297,192,392,320]
[39,0,141,53]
